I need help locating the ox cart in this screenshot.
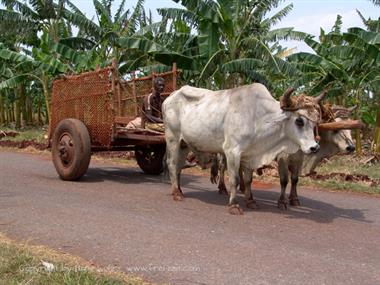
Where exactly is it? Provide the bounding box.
[49,62,178,180]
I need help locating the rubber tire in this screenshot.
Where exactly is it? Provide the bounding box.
[52,119,91,181]
[135,144,165,175]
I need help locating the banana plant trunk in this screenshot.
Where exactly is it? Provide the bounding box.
[26,94,33,125]
[0,95,5,125]
[375,96,380,154]
[42,73,51,125]
[354,89,363,155]
[15,99,21,129]
[19,84,26,126]
[37,94,42,125]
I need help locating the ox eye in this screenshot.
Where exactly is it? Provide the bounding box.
[295,117,304,127]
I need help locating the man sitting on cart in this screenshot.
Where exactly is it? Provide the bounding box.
[142,76,165,133]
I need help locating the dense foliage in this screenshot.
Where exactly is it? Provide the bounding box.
[0,0,379,153]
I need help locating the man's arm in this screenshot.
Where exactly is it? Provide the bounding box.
[145,110,163,123]
[143,95,163,123]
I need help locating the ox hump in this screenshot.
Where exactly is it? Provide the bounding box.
[179,85,213,100]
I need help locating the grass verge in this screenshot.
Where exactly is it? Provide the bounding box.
[299,155,380,195]
[0,127,47,144]
[0,234,146,285]
[254,155,380,195]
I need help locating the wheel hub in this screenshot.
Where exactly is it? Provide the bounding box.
[58,134,74,166]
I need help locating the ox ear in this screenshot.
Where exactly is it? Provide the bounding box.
[282,87,295,107]
[271,112,290,124]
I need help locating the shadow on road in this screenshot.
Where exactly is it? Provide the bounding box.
[190,188,372,223]
[253,188,370,224]
[81,166,195,188]
[79,167,370,225]
[182,184,371,225]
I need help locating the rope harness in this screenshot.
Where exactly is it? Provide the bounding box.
[279,94,349,143]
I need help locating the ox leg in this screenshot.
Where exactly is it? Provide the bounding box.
[166,139,189,201]
[242,167,259,210]
[277,158,289,210]
[210,154,228,195]
[217,154,228,195]
[239,167,245,193]
[210,154,219,184]
[225,151,243,215]
[289,164,301,206]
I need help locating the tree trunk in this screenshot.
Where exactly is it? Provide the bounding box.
[15,99,21,129]
[375,96,380,154]
[6,103,11,125]
[37,94,42,125]
[354,89,363,155]
[42,73,51,125]
[26,93,33,125]
[19,84,26,127]
[9,103,14,124]
[0,95,5,125]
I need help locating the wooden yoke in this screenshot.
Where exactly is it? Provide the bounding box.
[318,120,365,131]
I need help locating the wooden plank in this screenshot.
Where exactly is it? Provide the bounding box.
[114,116,135,125]
[115,132,166,143]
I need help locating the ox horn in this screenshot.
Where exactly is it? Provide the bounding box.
[282,87,295,107]
[314,89,328,104]
[348,105,358,113]
[315,82,333,104]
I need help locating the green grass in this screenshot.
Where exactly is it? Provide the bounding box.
[316,155,380,178]
[299,178,380,195]
[1,127,47,143]
[252,154,380,195]
[0,239,144,285]
[298,155,380,195]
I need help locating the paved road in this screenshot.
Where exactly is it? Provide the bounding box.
[1,150,380,285]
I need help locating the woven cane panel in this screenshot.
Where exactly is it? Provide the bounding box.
[120,72,177,118]
[51,68,114,147]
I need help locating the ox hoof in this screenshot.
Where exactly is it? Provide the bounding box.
[172,189,184,201]
[218,185,229,195]
[289,197,301,206]
[228,204,244,215]
[246,200,259,210]
[277,200,288,210]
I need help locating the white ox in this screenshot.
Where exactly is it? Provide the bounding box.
[162,83,323,215]
[211,106,356,210]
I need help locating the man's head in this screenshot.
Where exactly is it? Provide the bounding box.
[154,77,165,94]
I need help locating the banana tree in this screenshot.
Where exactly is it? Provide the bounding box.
[286,16,380,154]
[155,0,307,90]
[0,40,86,123]
[61,0,151,71]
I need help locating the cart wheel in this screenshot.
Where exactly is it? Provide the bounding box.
[135,144,165,175]
[52,119,91,181]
